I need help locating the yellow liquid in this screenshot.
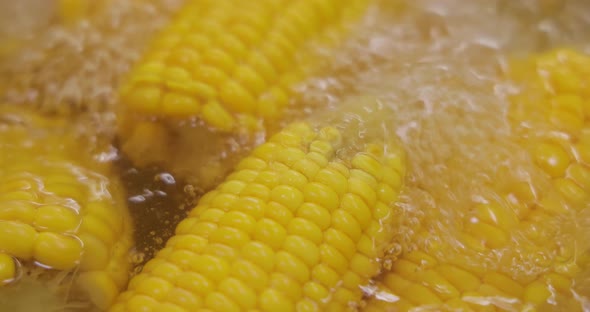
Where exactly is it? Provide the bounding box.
[0,0,589,311]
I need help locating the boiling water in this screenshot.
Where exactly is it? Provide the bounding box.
[0,0,590,310]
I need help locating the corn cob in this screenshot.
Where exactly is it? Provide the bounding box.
[110,120,406,312]
[117,0,371,191]
[0,107,134,311]
[364,49,590,311]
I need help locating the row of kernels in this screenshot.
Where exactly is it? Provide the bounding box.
[113,123,405,311]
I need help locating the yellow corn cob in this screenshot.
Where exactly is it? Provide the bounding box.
[0,107,134,311]
[117,0,370,190]
[364,49,590,311]
[110,120,406,312]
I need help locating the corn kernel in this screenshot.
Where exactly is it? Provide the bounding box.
[33,232,82,270]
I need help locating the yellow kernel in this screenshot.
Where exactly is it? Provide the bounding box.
[192,255,230,283]
[161,92,200,116]
[260,288,295,312]
[168,48,200,68]
[219,211,257,234]
[311,264,340,289]
[0,221,37,259]
[166,287,202,310]
[34,232,82,270]
[241,183,271,201]
[203,49,235,73]
[0,190,36,202]
[209,226,250,248]
[404,251,438,269]
[567,163,590,190]
[157,303,185,312]
[332,287,359,307]
[218,277,257,309]
[320,244,348,274]
[85,201,122,233]
[233,65,267,96]
[136,276,173,301]
[161,249,196,271]
[552,94,584,116]
[127,295,159,312]
[575,141,590,165]
[271,185,304,212]
[473,202,519,231]
[543,273,572,293]
[201,101,235,132]
[175,272,214,296]
[193,65,227,87]
[276,251,310,284]
[303,182,340,212]
[205,292,240,312]
[524,280,551,304]
[292,158,321,181]
[76,271,120,310]
[209,194,239,212]
[265,202,294,226]
[352,153,384,181]
[303,281,330,302]
[0,253,15,283]
[339,194,371,229]
[78,233,109,270]
[80,214,115,246]
[199,209,225,222]
[261,42,290,72]
[241,241,275,272]
[555,177,588,206]
[436,264,480,292]
[350,169,379,190]
[331,210,362,241]
[202,243,236,260]
[483,272,524,298]
[533,142,571,178]
[144,260,181,281]
[234,197,266,219]
[0,201,34,224]
[287,218,324,245]
[254,218,287,249]
[269,272,302,301]
[296,203,331,231]
[228,169,260,183]
[247,51,277,82]
[357,234,378,258]
[296,299,319,312]
[232,259,269,291]
[549,109,584,135]
[350,253,379,278]
[280,169,309,190]
[277,147,307,167]
[124,85,162,114]
[184,221,218,238]
[167,235,207,254]
[219,80,257,114]
[465,219,509,249]
[283,235,319,267]
[217,34,247,57]
[348,177,377,207]
[324,229,356,259]
[314,168,348,198]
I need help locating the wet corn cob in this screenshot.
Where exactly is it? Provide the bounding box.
[364,49,590,311]
[0,107,134,311]
[117,0,370,190]
[110,121,406,312]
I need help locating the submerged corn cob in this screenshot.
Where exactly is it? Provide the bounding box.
[111,121,406,312]
[0,108,134,310]
[118,0,370,190]
[364,49,590,311]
